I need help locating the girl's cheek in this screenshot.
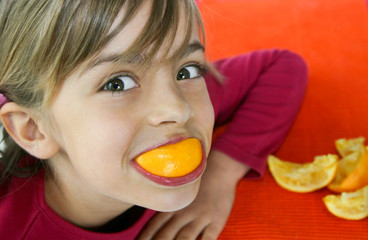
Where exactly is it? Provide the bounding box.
[191,89,215,147]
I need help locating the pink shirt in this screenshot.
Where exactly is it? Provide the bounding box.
[0,49,308,239]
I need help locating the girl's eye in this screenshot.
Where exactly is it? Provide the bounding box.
[103,75,138,92]
[176,65,206,80]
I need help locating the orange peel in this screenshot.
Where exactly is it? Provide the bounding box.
[135,138,202,178]
[328,143,368,192]
[335,137,365,157]
[267,154,338,193]
[323,185,368,220]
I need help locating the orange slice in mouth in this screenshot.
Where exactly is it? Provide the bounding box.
[135,138,202,178]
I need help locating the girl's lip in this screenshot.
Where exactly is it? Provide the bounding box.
[131,138,206,187]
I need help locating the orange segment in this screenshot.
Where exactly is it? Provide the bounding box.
[335,137,365,157]
[267,155,338,193]
[328,144,368,192]
[135,138,202,178]
[323,185,368,220]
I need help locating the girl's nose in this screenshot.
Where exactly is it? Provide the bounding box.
[146,81,193,127]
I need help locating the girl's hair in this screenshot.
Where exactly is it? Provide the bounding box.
[0,0,204,182]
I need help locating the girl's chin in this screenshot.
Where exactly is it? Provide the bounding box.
[143,181,201,212]
[149,197,195,212]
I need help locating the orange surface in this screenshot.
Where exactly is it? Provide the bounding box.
[199,0,368,239]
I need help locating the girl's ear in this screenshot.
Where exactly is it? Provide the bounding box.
[0,102,59,159]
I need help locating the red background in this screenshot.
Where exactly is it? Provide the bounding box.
[199,0,368,239]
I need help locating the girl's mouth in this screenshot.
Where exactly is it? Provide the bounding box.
[131,138,206,187]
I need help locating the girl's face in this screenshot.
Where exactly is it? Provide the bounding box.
[45,2,214,212]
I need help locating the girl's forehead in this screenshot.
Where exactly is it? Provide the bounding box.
[102,2,151,59]
[108,0,151,35]
[86,1,201,69]
[84,40,204,74]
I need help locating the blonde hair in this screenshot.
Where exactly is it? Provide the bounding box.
[0,0,205,182]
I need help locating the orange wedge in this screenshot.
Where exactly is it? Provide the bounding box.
[328,144,368,192]
[135,138,202,177]
[267,155,338,193]
[335,137,365,157]
[323,185,368,220]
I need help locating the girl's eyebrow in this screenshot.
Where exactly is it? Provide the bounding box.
[86,54,143,70]
[85,41,205,71]
[179,41,205,58]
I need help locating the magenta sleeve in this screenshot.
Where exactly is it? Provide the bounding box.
[205,49,308,178]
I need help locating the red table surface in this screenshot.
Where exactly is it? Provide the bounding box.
[199,0,368,239]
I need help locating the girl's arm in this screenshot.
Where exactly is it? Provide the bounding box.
[207,49,308,178]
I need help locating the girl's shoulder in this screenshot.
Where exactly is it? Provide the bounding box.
[0,169,157,239]
[0,170,44,238]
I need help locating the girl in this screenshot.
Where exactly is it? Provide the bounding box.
[0,0,308,239]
